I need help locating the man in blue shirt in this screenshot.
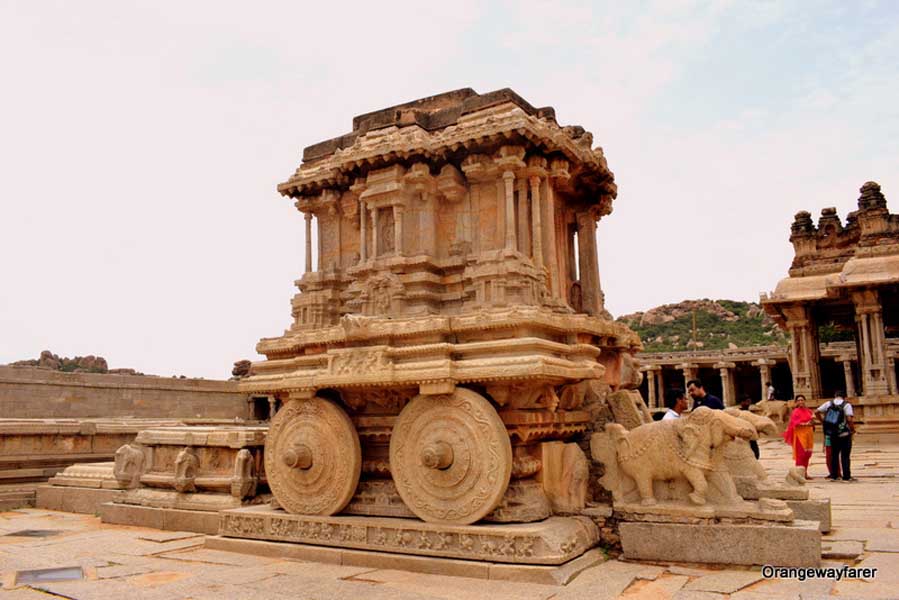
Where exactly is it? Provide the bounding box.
[687,379,724,410]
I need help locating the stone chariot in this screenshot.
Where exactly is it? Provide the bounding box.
[241,88,639,530]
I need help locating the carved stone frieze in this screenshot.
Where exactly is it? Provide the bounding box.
[219,506,599,565]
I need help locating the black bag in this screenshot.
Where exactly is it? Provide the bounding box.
[822,402,847,436]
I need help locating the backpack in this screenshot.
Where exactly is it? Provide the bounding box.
[822,401,847,436]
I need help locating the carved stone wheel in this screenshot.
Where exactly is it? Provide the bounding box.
[389,388,512,525]
[265,397,361,516]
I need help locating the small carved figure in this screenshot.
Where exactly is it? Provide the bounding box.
[230,448,258,499]
[113,443,145,489]
[173,446,199,493]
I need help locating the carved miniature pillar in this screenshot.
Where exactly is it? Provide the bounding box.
[529,176,543,268]
[516,178,530,255]
[268,397,278,420]
[372,207,381,257]
[359,200,367,262]
[543,178,562,298]
[503,171,516,251]
[304,212,313,273]
[393,204,404,256]
[841,358,857,397]
[316,214,323,271]
[852,290,890,396]
[576,211,600,316]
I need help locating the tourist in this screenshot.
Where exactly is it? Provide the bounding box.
[686,379,724,410]
[783,394,814,479]
[817,392,856,481]
[739,394,760,459]
[663,388,688,420]
[767,382,776,401]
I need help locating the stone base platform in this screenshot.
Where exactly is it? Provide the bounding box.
[620,519,821,567]
[0,483,37,510]
[219,505,599,566]
[205,535,604,585]
[36,484,124,514]
[786,498,832,532]
[99,501,220,534]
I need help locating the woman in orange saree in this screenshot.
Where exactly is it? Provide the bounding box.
[783,395,815,478]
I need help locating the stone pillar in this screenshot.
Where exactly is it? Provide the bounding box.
[268,397,278,420]
[715,362,737,406]
[840,357,857,398]
[644,367,657,409]
[783,305,823,400]
[576,211,601,316]
[852,289,890,396]
[359,201,367,262]
[753,358,775,402]
[503,171,516,251]
[529,176,543,268]
[304,212,313,273]
[678,363,698,390]
[372,207,381,258]
[657,370,666,407]
[393,204,404,256]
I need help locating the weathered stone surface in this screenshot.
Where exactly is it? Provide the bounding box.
[0,365,249,419]
[785,498,831,532]
[821,539,863,559]
[219,505,598,565]
[35,484,124,514]
[620,520,821,567]
[539,442,589,514]
[98,502,220,534]
[683,571,764,594]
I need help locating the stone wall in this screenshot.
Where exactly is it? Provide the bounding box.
[0,366,250,419]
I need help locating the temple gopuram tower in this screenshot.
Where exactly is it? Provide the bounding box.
[762,182,899,429]
[241,88,640,536]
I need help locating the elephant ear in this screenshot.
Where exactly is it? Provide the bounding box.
[679,423,703,457]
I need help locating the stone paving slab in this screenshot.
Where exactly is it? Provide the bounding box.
[619,573,689,598]
[682,570,764,593]
[822,540,865,559]
[351,567,558,600]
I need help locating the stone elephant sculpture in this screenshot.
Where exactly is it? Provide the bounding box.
[723,408,777,482]
[605,407,758,505]
[752,399,796,425]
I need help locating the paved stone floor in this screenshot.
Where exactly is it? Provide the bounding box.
[1,434,897,599]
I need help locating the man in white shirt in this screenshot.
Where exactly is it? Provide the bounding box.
[662,388,688,420]
[766,382,775,401]
[816,392,855,481]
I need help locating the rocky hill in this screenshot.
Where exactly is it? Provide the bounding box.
[8,350,144,375]
[617,299,788,353]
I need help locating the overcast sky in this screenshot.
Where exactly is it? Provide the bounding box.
[1,1,897,378]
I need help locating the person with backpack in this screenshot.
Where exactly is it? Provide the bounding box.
[817,392,856,481]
